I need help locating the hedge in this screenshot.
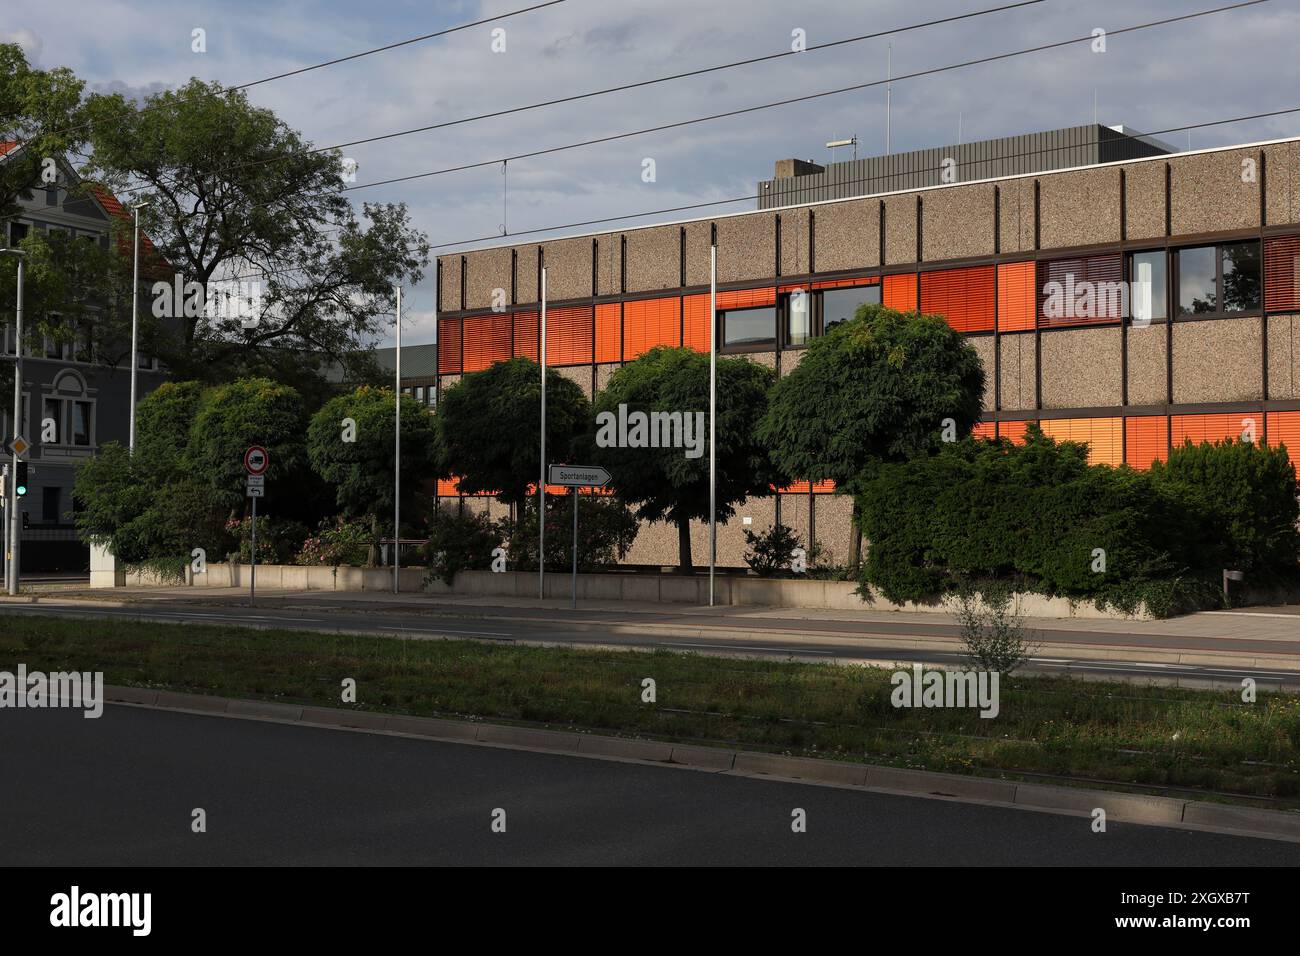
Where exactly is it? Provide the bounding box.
[855,427,1298,616]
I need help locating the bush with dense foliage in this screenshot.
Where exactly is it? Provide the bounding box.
[506,493,639,572]
[759,305,985,566]
[742,522,803,576]
[295,517,373,567]
[1150,437,1299,580]
[225,516,309,565]
[422,507,504,585]
[856,428,1230,616]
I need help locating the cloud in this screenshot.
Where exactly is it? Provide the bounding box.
[0,27,43,61]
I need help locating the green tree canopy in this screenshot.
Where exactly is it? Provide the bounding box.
[186,377,308,507]
[81,79,430,385]
[438,357,589,512]
[0,43,87,221]
[758,305,985,564]
[588,346,782,570]
[307,385,440,544]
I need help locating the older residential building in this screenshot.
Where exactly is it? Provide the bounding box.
[1,143,168,571]
[434,131,1300,569]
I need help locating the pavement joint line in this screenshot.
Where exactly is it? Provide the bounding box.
[98,683,1300,845]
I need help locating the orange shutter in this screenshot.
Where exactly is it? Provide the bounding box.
[462,313,512,372]
[437,318,462,374]
[812,277,879,290]
[623,297,681,359]
[1040,418,1122,466]
[1267,411,1300,452]
[1264,235,1300,313]
[1171,413,1257,448]
[513,310,538,360]
[997,261,1036,332]
[999,420,1035,444]
[1124,416,1168,469]
[715,287,776,310]
[920,265,995,333]
[883,273,917,312]
[543,305,594,366]
[595,303,621,363]
[683,294,711,352]
[971,421,996,440]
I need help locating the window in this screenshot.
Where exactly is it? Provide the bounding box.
[720,306,776,350]
[1128,250,1167,323]
[7,222,28,246]
[1177,242,1260,317]
[71,401,91,446]
[784,289,812,346]
[43,398,60,443]
[821,285,881,334]
[137,351,155,370]
[1037,254,1124,327]
[414,386,425,403]
[42,487,61,524]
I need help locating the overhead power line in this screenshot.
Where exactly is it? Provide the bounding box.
[40,0,569,141]
[199,102,1300,285]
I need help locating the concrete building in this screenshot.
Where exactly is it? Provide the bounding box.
[0,143,168,571]
[759,124,1172,208]
[433,131,1300,569]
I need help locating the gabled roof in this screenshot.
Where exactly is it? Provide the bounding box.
[1,140,171,274]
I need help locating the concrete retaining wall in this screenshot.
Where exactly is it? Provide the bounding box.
[121,563,1149,619]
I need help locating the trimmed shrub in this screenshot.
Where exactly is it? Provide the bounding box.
[1150,438,1299,579]
[856,428,1225,615]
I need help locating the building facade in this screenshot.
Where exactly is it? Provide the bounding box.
[758,124,1171,209]
[1,146,168,571]
[433,135,1300,569]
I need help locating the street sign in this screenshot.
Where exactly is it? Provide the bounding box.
[246,476,264,498]
[4,436,30,459]
[548,464,610,487]
[244,445,269,476]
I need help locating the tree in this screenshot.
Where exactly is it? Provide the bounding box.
[185,377,308,511]
[75,378,313,568]
[0,43,87,221]
[81,79,430,385]
[758,305,985,566]
[307,386,441,563]
[438,357,589,515]
[588,346,782,570]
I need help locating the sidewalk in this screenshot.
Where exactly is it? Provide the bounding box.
[15,582,1300,645]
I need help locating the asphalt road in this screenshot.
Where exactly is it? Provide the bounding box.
[3,598,1299,688]
[4,704,1299,866]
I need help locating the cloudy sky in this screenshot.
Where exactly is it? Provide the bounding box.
[5,0,1296,346]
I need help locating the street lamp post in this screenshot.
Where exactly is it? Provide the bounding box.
[128,202,149,454]
[394,285,401,595]
[1,249,26,595]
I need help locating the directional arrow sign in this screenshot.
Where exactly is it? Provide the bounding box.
[548,464,610,487]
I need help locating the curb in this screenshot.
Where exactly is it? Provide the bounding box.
[101,684,1300,844]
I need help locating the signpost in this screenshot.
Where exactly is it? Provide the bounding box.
[547,464,611,608]
[244,446,269,606]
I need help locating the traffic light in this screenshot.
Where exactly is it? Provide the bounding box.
[15,462,27,497]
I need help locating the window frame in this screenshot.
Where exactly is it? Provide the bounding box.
[816,283,882,341]
[1125,248,1170,327]
[718,304,779,354]
[1173,239,1262,321]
